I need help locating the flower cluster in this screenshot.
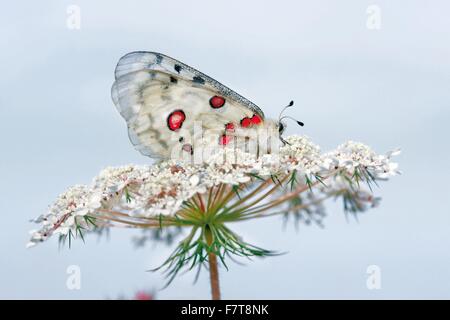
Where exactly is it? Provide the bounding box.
[325,141,400,179]
[27,185,101,248]
[27,135,400,249]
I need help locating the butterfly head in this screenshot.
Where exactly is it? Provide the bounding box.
[278,120,287,135]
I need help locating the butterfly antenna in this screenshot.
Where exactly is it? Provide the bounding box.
[278,100,294,121]
[280,115,304,127]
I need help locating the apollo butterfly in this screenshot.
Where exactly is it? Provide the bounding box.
[111,52,303,159]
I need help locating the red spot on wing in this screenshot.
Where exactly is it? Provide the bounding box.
[251,115,262,125]
[167,110,186,131]
[219,135,232,145]
[240,117,252,128]
[225,123,235,132]
[209,96,226,109]
[241,114,263,128]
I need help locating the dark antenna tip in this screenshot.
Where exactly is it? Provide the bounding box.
[280,115,305,127]
[278,100,295,120]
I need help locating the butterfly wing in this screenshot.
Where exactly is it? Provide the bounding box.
[111,52,268,159]
[114,52,264,117]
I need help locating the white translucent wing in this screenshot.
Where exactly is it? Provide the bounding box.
[114,52,265,117]
[112,68,261,159]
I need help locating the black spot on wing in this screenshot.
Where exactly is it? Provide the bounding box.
[174,64,182,73]
[170,76,178,83]
[192,76,205,85]
[155,54,163,64]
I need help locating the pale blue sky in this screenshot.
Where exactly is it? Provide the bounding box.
[1,0,449,299]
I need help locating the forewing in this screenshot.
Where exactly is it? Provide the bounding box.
[111,69,258,159]
[114,52,265,117]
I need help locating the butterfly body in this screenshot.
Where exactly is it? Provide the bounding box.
[111,52,283,160]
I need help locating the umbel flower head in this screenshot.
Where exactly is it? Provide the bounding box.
[28,135,400,291]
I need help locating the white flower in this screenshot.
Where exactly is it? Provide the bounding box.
[27,135,400,247]
[189,175,200,186]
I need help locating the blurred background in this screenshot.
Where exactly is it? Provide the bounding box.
[1,0,449,299]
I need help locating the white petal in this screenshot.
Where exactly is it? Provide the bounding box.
[74,208,90,216]
[189,175,200,186]
[26,242,37,248]
[386,148,401,158]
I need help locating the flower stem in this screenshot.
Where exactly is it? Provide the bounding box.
[205,226,221,300]
[208,250,221,300]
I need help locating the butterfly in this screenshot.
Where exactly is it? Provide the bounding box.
[111,52,303,160]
